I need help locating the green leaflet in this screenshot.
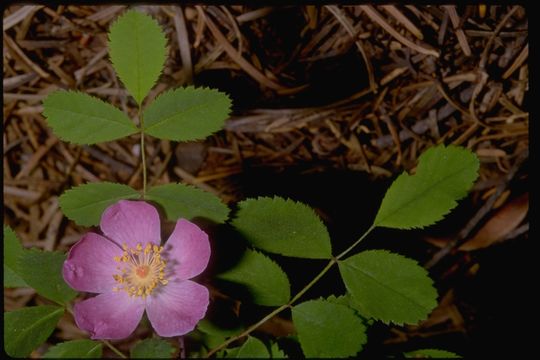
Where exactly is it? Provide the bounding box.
[225,336,270,358]
[232,196,332,259]
[292,299,367,358]
[131,338,176,358]
[17,249,77,305]
[143,87,232,141]
[198,319,244,350]
[404,348,461,358]
[4,226,28,288]
[146,183,229,223]
[338,250,438,325]
[217,249,290,306]
[4,306,64,358]
[197,319,243,338]
[270,341,286,358]
[108,9,166,105]
[374,144,479,229]
[43,340,103,358]
[59,182,140,226]
[42,90,138,145]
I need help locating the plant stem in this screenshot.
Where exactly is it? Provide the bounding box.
[206,225,376,357]
[206,303,289,357]
[103,340,127,359]
[335,224,375,260]
[139,107,147,198]
[289,258,336,304]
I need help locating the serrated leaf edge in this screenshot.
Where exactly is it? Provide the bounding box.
[6,306,64,358]
[146,182,229,223]
[143,86,232,140]
[340,249,438,325]
[108,9,167,105]
[292,299,367,358]
[59,182,140,226]
[42,90,138,145]
[374,145,479,229]
[231,195,333,259]
[217,248,291,305]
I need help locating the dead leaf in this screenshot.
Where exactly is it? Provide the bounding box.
[460,192,528,251]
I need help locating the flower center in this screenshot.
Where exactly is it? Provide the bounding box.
[112,242,168,298]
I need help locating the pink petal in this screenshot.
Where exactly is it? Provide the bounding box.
[145,279,209,337]
[63,233,122,293]
[74,291,145,339]
[164,219,210,280]
[100,200,161,249]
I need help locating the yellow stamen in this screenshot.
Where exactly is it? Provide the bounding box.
[112,242,168,298]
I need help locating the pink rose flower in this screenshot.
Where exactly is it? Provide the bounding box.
[62,200,210,339]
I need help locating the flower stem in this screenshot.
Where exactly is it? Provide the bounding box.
[103,340,127,359]
[206,224,376,357]
[139,107,147,198]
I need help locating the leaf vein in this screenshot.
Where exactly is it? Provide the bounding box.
[344,262,431,312]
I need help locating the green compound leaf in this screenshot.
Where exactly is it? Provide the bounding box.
[4,226,28,288]
[59,182,140,226]
[131,338,176,359]
[339,250,438,325]
[43,340,103,358]
[42,90,138,145]
[217,249,290,306]
[232,196,332,259]
[404,348,461,358]
[292,299,367,358]
[4,305,64,358]
[226,336,269,358]
[143,87,231,141]
[108,9,166,105]
[17,249,76,305]
[374,144,479,229]
[146,183,229,223]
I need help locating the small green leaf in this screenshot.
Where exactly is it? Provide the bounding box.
[218,249,290,306]
[4,226,28,287]
[326,294,353,307]
[131,338,175,359]
[59,182,140,226]
[292,299,367,358]
[4,305,64,358]
[221,347,239,358]
[232,196,332,259]
[108,10,166,105]
[235,336,270,358]
[404,348,461,358]
[146,183,229,223]
[43,340,103,358]
[270,341,286,358]
[143,87,231,141]
[18,249,77,305]
[198,319,243,338]
[42,90,138,145]
[339,250,438,325]
[202,333,228,351]
[198,319,244,350]
[374,144,479,229]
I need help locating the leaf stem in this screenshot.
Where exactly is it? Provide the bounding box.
[139,107,147,198]
[103,340,127,359]
[206,225,376,357]
[335,224,376,260]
